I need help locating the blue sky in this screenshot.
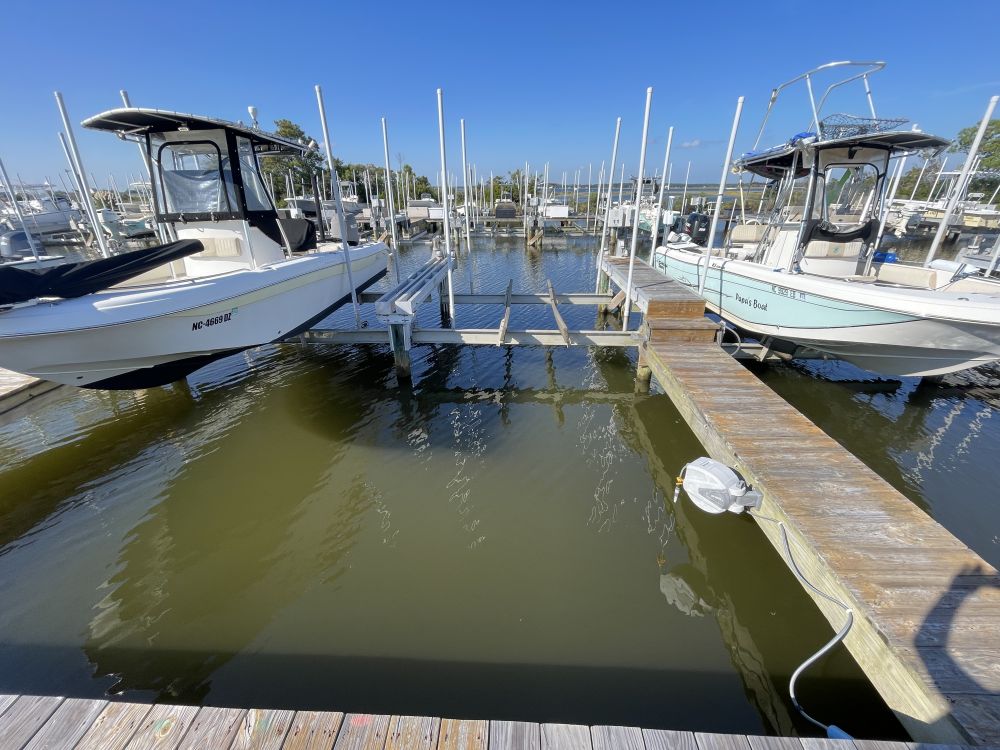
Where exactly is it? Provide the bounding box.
[3,0,998,190]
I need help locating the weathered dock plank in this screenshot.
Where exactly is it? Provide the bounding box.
[438,719,488,750]
[386,716,439,750]
[124,703,200,750]
[746,737,803,750]
[231,708,295,750]
[334,713,391,750]
[0,695,63,749]
[489,721,539,750]
[592,725,644,750]
[283,710,345,750]
[75,702,152,750]
[643,729,698,750]
[600,257,707,318]
[694,733,752,750]
[23,698,108,750]
[176,707,245,749]
[540,724,591,750]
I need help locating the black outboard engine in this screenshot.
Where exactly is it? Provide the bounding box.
[684,212,711,245]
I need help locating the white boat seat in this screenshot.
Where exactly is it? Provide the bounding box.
[729,223,766,244]
[193,237,243,257]
[875,263,939,289]
[804,240,862,258]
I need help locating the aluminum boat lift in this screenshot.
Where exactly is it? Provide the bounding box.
[298,248,639,377]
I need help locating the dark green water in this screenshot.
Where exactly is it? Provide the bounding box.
[0,236,939,738]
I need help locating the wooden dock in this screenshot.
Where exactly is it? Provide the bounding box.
[0,369,60,417]
[0,694,988,750]
[598,256,1000,746]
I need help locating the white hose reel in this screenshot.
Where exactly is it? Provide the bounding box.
[673,457,762,514]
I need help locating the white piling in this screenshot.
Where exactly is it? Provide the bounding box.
[0,157,42,261]
[623,87,654,330]
[54,91,110,258]
[315,84,362,328]
[380,117,400,281]
[437,89,456,322]
[926,95,999,266]
[650,125,674,260]
[596,118,622,292]
[701,96,745,294]
[460,119,472,249]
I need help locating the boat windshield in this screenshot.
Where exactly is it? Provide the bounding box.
[819,164,878,224]
[236,137,273,212]
[157,139,238,217]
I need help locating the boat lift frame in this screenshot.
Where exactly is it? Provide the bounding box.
[298,251,639,377]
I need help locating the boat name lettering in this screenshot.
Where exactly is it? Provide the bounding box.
[735,292,768,311]
[192,311,234,331]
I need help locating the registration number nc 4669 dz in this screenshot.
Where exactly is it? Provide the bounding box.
[192,309,237,331]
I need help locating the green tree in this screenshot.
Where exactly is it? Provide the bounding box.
[896,159,942,202]
[258,119,326,206]
[948,118,1000,199]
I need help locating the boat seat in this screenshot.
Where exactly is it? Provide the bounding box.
[728,223,766,244]
[803,240,862,258]
[874,263,939,289]
[193,237,243,258]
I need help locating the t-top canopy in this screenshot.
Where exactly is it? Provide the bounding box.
[736,129,950,180]
[82,108,307,156]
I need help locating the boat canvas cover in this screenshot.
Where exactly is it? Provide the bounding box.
[0,239,204,305]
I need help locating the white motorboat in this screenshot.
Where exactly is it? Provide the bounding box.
[653,61,1000,377]
[0,184,81,236]
[0,107,387,389]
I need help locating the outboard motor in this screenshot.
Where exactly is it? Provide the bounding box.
[684,212,711,246]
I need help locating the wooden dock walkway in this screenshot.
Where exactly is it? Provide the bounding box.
[598,256,1000,746]
[0,694,988,750]
[0,369,60,417]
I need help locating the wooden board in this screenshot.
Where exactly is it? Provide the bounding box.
[334,714,391,750]
[694,733,752,750]
[124,703,200,750]
[176,707,246,749]
[642,730,698,750]
[591,725,644,750]
[23,698,108,750]
[600,257,706,319]
[540,724,590,750]
[438,719,487,750]
[0,696,63,749]
[231,708,295,750]
[282,711,345,750]
[642,340,1000,746]
[387,715,439,750]
[489,721,539,750]
[75,702,152,750]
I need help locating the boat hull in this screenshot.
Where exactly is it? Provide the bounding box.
[653,248,1000,377]
[0,244,387,388]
